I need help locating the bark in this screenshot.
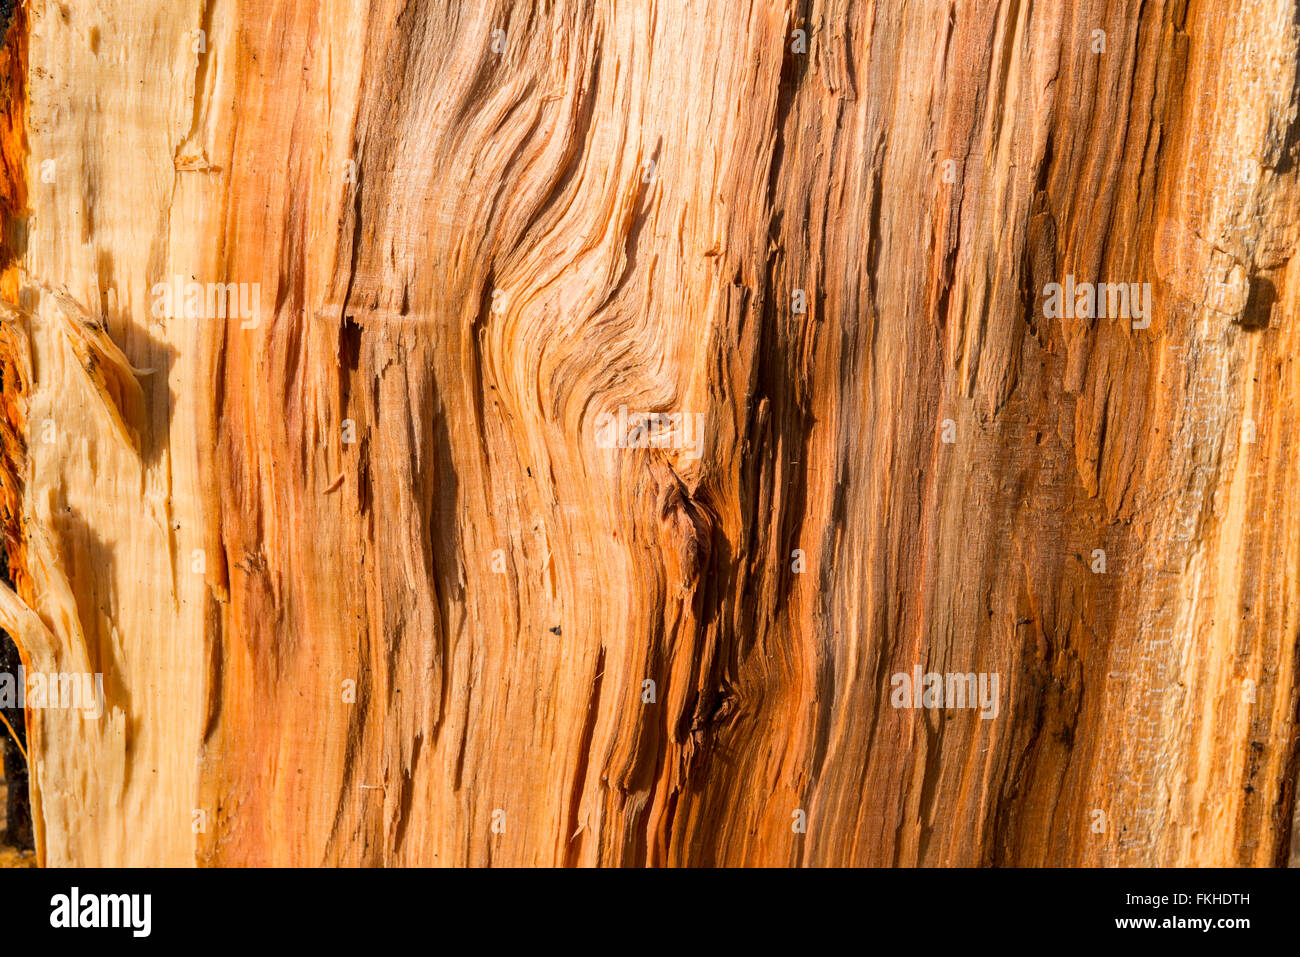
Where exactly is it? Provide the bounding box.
[0,0,1297,867]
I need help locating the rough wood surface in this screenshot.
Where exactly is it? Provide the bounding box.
[0,0,1297,866]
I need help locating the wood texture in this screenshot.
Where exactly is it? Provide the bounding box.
[0,0,1298,866]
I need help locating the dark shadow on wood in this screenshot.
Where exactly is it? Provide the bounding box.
[0,544,31,850]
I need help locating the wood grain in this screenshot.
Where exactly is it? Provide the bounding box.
[0,0,1297,866]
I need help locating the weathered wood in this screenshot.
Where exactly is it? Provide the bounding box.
[0,0,1297,866]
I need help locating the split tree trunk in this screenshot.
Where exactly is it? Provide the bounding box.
[0,0,1297,867]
